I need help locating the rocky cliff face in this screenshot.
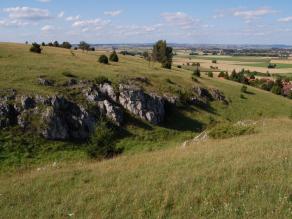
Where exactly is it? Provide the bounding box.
[118,84,165,125]
[41,96,95,140]
[0,82,227,141]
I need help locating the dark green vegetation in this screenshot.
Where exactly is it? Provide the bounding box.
[109,50,119,62]
[30,43,42,54]
[98,54,109,64]
[152,40,173,69]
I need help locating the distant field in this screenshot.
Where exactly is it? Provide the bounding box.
[188,55,270,62]
[241,62,292,69]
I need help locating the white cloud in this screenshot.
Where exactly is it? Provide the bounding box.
[3,6,51,21]
[72,18,110,30]
[233,8,276,22]
[161,12,199,29]
[66,15,80,21]
[58,11,64,18]
[41,25,54,31]
[278,16,292,23]
[104,10,122,17]
[0,19,29,27]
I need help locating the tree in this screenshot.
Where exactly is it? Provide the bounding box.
[98,55,109,64]
[109,50,119,62]
[79,41,90,51]
[193,66,201,77]
[61,41,72,49]
[53,41,59,47]
[142,51,149,60]
[48,42,53,47]
[152,40,173,69]
[41,42,46,46]
[241,85,248,93]
[30,43,42,54]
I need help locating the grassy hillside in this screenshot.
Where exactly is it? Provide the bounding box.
[0,43,292,168]
[1,118,291,218]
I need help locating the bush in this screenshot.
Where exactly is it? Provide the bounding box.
[208,71,213,78]
[241,85,248,93]
[86,122,122,158]
[94,76,111,84]
[109,50,119,62]
[177,65,182,68]
[30,43,42,54]
[218,71,225,78]
[268,63,277,69]
[212,60,217,64]
[193,67,201,77]
[209,123,255,139]
[98,55,109,64]
[271,85,282,95]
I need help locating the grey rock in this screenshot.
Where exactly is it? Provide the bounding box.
[35,95,52,106]
[64,78,78,86]
[41,96,95,140]
[119,84,165,124]
[83,86,102,102]
[98,100,124,126]
[98,83,117,102]
[21,96,36,110]
[193,86,228,104]
[0,102,18,128]
[38,78,55,86]
[163,95,179,105]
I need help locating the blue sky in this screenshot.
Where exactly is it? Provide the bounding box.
[1,0,292,44]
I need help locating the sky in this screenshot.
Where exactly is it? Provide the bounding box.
[1,0,292,45]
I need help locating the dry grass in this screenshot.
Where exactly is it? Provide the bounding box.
[1,119,292,218]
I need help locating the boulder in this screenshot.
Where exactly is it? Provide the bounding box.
[0,102,18,128]
[118,84,165,124]
[21,96,36,109]
[83,86,102,102]
[64,78,78,86]
[209,88,228,104]
[35,95,52,106]
[98,83,118,102]
[98,100,124,126]
[41,96,95,140]
[193,86,228,104]
[38,78,55,86]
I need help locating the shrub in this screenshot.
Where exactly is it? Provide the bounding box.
[193,67,201,77]
[268,63,277,69]
[177,65,182,68]
[209,123,255,139]
[241,85,248,93]
[271,85,282,95]
[86,122,122,158]
[218,71,225,78]
[94,76,111,84]
[109,50,119,62]
[53,41,59,47]
[208,71,213,78]
[30,43,42,54]
[212,60,217,64]
[98,55,109,64]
